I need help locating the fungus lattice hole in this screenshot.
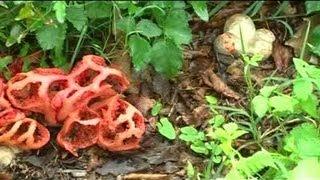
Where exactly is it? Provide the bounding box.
[75,69,100,87]
[11,82,41,105]
[123,135,138,145]
[48,80,68,99]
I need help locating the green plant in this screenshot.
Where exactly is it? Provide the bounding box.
[151,101,162,116]
[156,117,176,140]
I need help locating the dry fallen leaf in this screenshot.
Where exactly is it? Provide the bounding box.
[122,173,169,180]
[0,146,20,167]
[202,69,240,100]
[272,41,293,71]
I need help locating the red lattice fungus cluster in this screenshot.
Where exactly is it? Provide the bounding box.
[0,55,145,156]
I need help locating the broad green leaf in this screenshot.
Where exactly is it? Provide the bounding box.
[284,123,320,158]
[0,56,12,70]
[116,17,136,34]
[210,114,225,128]
[15,3,35,21]
[289,158,320,180]
[269,96,296,113]
[260,85,277,97]
[53,1,67,23]
[66,4,87,31]
[205,95,218,105]
[151,101,162,116]
[252,95,269,118]
[85,1,112,19]
[305,1,320,15]
[149,40,183,78]
[164,9,192,45]
[293,78,313,101]
[179,126,203,142]
[191,143,208,155]
[36,24,66,50]
[293,58,308,78]
[190,1,208,22]
[128,35,151,71]
[136,19,162,38]
[300,94,319,118]
[156,117,176,140]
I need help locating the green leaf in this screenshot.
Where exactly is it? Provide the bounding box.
[36,24,66,50]
[128,35,151,71]
[186,161,195,178]
[205,95,218,105]
[309,25,320,56]
[22,58,32,72]
[136,19,162,38]
[151,101,162,116]
[190,1,208,22]
[149,40,183,78]
[6,24,25,47]
[191,143,208,155]
[179,126,202,142]
[209,114,225,127]
[85,1,112,19]
[156,117,176,140]
[252,95,269,118]
[116,17,136,34]
[260,85,277,97]
[15,3,35,21]
[300,94,319,118]
[66,4,87,31]
[53,1,67,23]
[289,158,320,180]
[269,95,295,113]
[293,58,309,78]
[0,56,12,70]
[164,9,192,45]
[293,78,313,101]
[284,123,320,158]
[305,1,320,15]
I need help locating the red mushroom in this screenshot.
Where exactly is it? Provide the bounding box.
[94,95,146,152]
[56,107,101,156]
[6,68,69,126]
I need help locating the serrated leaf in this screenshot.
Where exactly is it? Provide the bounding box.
[305,1,320,15]
[149,40,183,78]
[15,3,35,21]
[252,95,269,118]
[128,35,151,71]
[289,158,320,180]
[260,85,277,97]
[136,19,162,38]
[284,123,320,158]
[0,56,12,70]
[53,1,67,23]
[116,17,135,34]
[36,24,66,50]
[293,78,313,101]
[151,101,162,116]
[190,1,208,22]
[164,9,192,45]
[156,117,176,140]
[293,58,309,78]
[269,96,295,113]
[85,1,112,19]
[66,4,87,31]
[300,94,319,118]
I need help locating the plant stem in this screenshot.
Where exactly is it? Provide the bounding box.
[69,25,87,69]
[300,18,311,60]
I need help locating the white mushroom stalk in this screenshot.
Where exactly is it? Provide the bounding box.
[214,14,275,60]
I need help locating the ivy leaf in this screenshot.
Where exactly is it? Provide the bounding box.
[136,19,162,38]
[15,3,35,21]
[293,78,313,101]
[305,1,320,15]
[66,4,87,31]
[164,9,192,45]
[252,95,269,118]
[149,40,183,78]
[36,24,66,50]
[151,101,162,116]
[53,1,67,23]
[128,35,151,71]
[190,1,208,22]
[156,117,176,140]
[300,94,319,118]
[85,1,112,19]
